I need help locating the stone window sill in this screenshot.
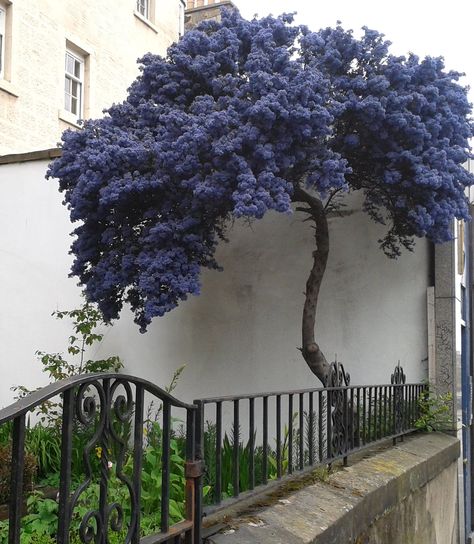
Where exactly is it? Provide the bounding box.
[58,109,82,128]
[0,78,19,97]
[133,10,158,33]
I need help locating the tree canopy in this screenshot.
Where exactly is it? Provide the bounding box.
[48,9,474,338]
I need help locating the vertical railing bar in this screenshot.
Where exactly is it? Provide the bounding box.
[57,388,74,544]
[185,408,196,530]
[349,388,355,450]
[132,384,144,544]
[299,393,304,471]
[392,385,396,435]
[377,387,382,439]
[9,414,26,544]
[233,399,240,497]
[412,385,416,427]
[417,385,423,421]
[373,387,377,441]
[400,384,403,434]
[400,385,404,440]
[412,385,418,427]
[343,388,348,465]
[404,385,408,431]
[383,386,388,438]
[392,385,397,445]
[368,387,373,443]
[327,389,332,461]
[415,385,420,422]
[161,400,171,533]
[356,388,361,448]
[378,387,382,439]
[276,395,282,479]
[362,388,367,445]
[185,405,195,461]
[406,384,410,432]
[249,398,255,490]
[215,402,222,504]
[405,384,410,436]
[318,391,323,461]
[288,394,293,475]
[262,396,268,485]
[308,392,314,466]
[407,385,411,429]
[193,400,204,544]
[99,379,111,544]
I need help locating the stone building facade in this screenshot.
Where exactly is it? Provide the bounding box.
[185,0,236,30]
[0,0,184,154]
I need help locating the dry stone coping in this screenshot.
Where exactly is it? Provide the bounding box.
[205,433,459,544]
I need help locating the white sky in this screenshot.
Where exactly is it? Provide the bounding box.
[234,0,474,101]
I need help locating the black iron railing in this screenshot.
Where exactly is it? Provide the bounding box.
[0,364,425,543]
[0,374,202,544]
[195,363,426,516]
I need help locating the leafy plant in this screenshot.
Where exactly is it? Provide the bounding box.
[5,301,124,483]
[144,365,186,446]
[203,415,302,503]
[139,419,209,525]
[25,425,62,480]
[12,302,123,427]
[415,386,453,432]
[21,493,59,543]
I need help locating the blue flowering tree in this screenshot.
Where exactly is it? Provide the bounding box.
[48,10,474,385]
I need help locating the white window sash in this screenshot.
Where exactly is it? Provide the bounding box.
[179,1,185,36]
[0,7,5,79]
[64,51,84,117]
[137,0,149,18]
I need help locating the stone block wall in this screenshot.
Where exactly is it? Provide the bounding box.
[0,0,180,154]
[207,433,460,544]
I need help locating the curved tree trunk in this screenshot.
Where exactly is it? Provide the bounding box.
[293,186,331,386]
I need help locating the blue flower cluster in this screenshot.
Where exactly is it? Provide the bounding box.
[48,10,474,329]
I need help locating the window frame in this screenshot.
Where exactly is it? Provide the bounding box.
[0,5,6,80]
[136,0,149,19]
[179,0,186,37]
[64,49,84,118]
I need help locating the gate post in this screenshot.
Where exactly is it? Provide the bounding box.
[192,400,205,543]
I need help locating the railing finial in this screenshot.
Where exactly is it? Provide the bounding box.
[327,360,350,387]
[391,362,406,385]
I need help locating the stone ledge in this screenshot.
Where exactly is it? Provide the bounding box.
[206,433,459,544]
[0,148,61,165]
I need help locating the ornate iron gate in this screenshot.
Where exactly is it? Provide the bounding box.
[0,374,203,544]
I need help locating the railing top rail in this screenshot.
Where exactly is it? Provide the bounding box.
[196,382,425,404]
[0,373,196,425]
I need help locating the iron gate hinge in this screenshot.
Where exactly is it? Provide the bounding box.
[185,460,205,478]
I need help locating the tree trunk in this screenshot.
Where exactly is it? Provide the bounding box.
[293,186,330,386]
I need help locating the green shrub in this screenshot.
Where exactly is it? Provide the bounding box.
[415,385,453,432]
[11,301,123,428]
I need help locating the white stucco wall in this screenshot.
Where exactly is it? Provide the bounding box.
[0,158,430,407]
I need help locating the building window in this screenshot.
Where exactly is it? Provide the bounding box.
[64,50,84,117]
[0,6,5,79]
[136,0,149,18]
[179,0,186,36]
